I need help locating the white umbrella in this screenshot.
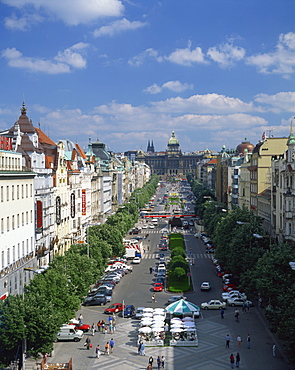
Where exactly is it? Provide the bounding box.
[185,327,197,332]
[182,317,194,322]
[151,326,164,331]
[170,328,184,333]
[154,308,165,313]
[171,317,182,322]
[139,327,152,333]
[183,322,195,327]
[143,308,154,313]
[140,320,153,326]
[142,312,153,318]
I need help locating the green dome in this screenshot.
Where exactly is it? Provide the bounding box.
[168,131,179,145]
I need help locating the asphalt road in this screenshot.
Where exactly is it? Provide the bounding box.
[26,185,292,370]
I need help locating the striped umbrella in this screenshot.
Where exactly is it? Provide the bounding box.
[165,299,200,314]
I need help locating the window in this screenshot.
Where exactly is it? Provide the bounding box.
[7,217,9,232]
[30,184,33,197]
[17,214,19,228]
[12,185,14,200]
[26,211,28,225]
[1,218,3,234]
[1,251,4,268]
[0,186,3,202]
[22,212,24,226]
[6,186,9,201]
[17,185,19,199]
[18,243,20,259]
[26,184,28,198]
[26,239,29,254]
[12,245,15,262]
[7,248,10,265]
[12,215,15,229]
[22,241,24,256]
[22,185,24,199]
[30,210,32,223]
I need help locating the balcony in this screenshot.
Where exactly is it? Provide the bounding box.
[284,211,293,219]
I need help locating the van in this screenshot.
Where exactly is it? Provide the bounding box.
[56,325,83,342]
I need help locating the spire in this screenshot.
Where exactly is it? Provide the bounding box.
[147,140,150,152]
[21,101,27,115]
[151,140,154,152]
[287,117,295,146]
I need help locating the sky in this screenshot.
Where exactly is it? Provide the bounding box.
[1,0,295,154]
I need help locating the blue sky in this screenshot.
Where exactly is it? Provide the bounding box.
[1,0,295,153]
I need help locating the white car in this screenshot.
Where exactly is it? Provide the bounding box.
[200,282,211,291]
[167,295,187,304]
[132,257,141,264]
[201,300,226,310]
[142,224,148,229]
[227,297,253,307]
[221,290,247,302]
[149,224,155,229]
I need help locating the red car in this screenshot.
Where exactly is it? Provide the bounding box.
[69,323,90,333]
[222,284,238,292]
[153,283,163,292]
[104,303,125,314]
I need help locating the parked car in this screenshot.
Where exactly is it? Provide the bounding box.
[129,228,140,235]
[222,284,238,292]
[167,295,187,304]
[201,300,226,310]
[227,297,253,307]
[122,305,136,318]
[200,282,211,291]
[156,277,165,285]
[132,257,141,264]
[149,224,155,229]
[153,283,163,292]
[135,307,145,319]
[221,291,247,302]
[70,323,90,333]
[104,303,125,314]
[57,325,83,342]
[83,294,107,306]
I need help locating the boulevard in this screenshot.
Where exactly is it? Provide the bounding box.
[28,188,291,370]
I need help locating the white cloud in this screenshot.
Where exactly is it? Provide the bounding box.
[54,43,89,69]
[2,0,124,26]
[246,32,295,77]
[4,12,43,31]
[254,92,295,113]
[151,93,255,114]
[93,18,147,37]
[144,80,194,94]
[207,43,246,68]
[164,42,207,66]
[128,48,163,67]
[1,43,89,74]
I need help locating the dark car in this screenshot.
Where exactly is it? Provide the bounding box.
[129,229,140,235]
[122,305,136,318]
[156,277,165,285]
[83,294,107,306]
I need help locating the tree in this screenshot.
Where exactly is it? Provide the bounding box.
[173,267,186,280]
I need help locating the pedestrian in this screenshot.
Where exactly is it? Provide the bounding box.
[230,354,235,369]
[138,341,142,355]
[236,352,240,367]
[109,322,113,334]
[152,293,156,303]
[247,334,250,349]
[85,336,91,350]
[97,320,101,332]
[234,309,240,321]
[110,338,115,353]
[226,334,231,348]
[95,344,101,359]
[220,309,225,319]
[91,323,95,336]
[272,343,276,357]
[259,297,263,308]
[108,315,113,324]
[113,323,116,333]
[237,335,242,348]
[247,302,251,313]
[157,356,161,369]
[242,303,247,313]
[150,266,153,274]
[161,356,165,368]
[105,342,110,355]
[104,325,108,335]
[147,365,152,370]
[101,321,105,333]
[78,313,83,325]
[140,342,146,356]
[148,356,153,368]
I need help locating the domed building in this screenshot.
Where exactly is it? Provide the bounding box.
[136,131,205,178]
[236,138,254,155]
